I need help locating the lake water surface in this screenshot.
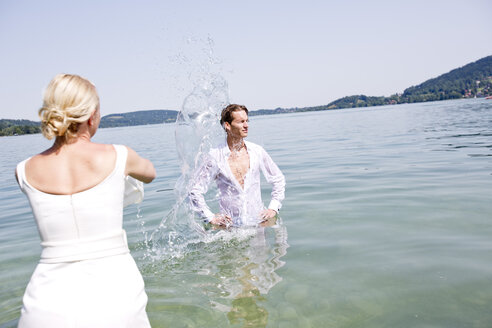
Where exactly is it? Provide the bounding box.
[1,99,491,327]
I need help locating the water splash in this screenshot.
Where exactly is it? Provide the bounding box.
[145,41,230,260]
[141,38,289,325]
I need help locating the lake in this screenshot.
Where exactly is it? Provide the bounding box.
[1,98,491,327]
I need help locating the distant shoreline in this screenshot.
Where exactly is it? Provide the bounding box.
[2,55,491,137]
[2,97,490,138]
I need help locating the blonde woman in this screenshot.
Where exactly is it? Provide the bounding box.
[15,74,155,327]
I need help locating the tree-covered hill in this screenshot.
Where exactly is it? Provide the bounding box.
[254,55,492,113]
[0,119,40,136]
[99,109,177,128]
[400,55,492,102]
[0,110,178,136]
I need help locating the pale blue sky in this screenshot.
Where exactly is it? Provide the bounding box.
[1,0,491,120]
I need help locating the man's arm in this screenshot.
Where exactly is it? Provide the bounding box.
[189,155,216,222]
[259,146,286,217]
[189,155,233,227]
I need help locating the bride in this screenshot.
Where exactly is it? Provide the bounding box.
[15,74,156,327]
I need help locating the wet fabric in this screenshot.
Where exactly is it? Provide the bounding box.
[189,140,285,226]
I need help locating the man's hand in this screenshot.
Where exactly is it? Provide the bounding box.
[210,214,232,227]
[259,209,277,221]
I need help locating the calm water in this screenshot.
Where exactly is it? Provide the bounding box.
[1,99,491,327]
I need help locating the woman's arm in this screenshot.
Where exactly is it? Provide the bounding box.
[125,146,156,183]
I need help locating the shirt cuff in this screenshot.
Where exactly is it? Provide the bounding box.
[203,209,215,223]
[268,199,282,213]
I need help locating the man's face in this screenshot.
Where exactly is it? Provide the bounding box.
[226,110,249,138]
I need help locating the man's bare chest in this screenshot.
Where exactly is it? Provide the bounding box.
[228,150,250,188]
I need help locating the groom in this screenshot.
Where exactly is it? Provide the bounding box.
[189,104,285,227]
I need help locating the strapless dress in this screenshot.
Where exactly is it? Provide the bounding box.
[16,144,151,328]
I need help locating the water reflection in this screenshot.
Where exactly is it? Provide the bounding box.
[142,220,288,326]
[223,223,288,327]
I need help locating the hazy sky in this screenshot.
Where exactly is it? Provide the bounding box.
[1,0,491,120]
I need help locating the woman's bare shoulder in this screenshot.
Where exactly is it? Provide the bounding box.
[86,142,115,152]
[81,143,117,167]
[26,151,50,168]
[26,142,115,171]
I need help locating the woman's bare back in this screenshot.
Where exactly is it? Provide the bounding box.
[24,141,116,195]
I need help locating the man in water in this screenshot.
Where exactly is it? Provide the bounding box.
[189,104,285,227]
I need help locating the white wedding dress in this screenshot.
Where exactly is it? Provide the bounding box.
[16,145,151,328]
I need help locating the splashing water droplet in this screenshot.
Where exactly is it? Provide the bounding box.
[145,67,229,261]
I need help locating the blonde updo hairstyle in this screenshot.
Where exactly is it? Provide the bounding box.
[39,74,99,140]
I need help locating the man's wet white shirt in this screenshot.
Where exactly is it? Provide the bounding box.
[189,140,285,226]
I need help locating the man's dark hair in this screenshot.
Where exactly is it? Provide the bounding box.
[220,104,248,126]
